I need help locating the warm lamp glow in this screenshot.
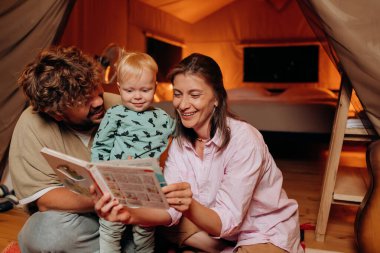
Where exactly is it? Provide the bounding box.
[154,83,173,102]
[104,66,111,84]
[153,94,161,103]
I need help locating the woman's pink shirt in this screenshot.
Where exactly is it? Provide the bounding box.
[164,118,303,253]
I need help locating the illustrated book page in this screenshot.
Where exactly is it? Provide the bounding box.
[41,147,169,209]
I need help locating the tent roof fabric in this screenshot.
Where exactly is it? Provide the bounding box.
[138,0,236,23]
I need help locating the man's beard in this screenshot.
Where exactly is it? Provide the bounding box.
[68,119,98,132]
[69,107,104,132]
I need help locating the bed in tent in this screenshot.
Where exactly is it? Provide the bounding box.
[154,86,338,134]
[227,86,337,133]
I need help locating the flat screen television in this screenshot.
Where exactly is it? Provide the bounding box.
[243,45,319,83]
[147,37,182,82]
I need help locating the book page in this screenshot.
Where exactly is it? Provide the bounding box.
[97,158,167,187]
[40,147,102,197]
[41,147,169,209]
[94,164,169,209]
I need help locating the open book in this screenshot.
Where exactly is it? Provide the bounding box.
[41,147,169,209]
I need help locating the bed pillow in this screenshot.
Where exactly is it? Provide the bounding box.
[279,87,338,102]
[227,87,272,101]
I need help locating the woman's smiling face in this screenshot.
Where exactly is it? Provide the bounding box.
[172,73,218,138]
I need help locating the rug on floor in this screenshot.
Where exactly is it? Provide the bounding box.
[1,241,20,253]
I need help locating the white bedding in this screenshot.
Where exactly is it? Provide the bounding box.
[153,87,338,134]
[227,87,337,104]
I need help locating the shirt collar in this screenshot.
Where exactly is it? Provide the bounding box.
[182,128,223,149]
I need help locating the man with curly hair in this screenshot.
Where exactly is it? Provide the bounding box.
[9,46,121,253]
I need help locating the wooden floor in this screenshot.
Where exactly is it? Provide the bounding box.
[0,206,28,251]
[0,133,365,252]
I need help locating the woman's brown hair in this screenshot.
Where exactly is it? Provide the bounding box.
[168,53,237,151]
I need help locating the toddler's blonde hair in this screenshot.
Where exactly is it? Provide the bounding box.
[117,51,158,83]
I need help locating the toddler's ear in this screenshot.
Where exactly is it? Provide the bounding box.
[117,82,122,93]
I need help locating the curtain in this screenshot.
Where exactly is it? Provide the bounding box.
[0,0,75,178]
[59,0,128,56]
[296,0,380,135]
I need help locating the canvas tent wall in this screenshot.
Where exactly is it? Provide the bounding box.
[0,0,75,179]
[297,0,380,135]
[60,0,341,90]
[1,0,380,180]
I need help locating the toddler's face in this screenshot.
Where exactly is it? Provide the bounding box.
[118,68,156,112]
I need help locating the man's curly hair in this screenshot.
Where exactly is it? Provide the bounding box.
[18,46,102,114]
